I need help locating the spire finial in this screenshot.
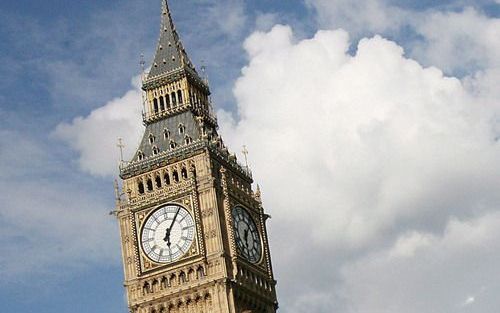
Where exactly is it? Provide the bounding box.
[255,184,262,204]
[145,0,200,82]
[117,137,125,163]
[242,145,250,173]
[162,0,170,15]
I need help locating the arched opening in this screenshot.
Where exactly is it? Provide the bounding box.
[188,268,195,281]
[178,124,185,135]
[143,281,151,295]
[138,151,144,161]
[164,129,170,140]
[185,136,192,145]
[153,98,159,113]
[169,273,177,287]
[170,141,177,149]
[161,276,168,289]
[173,170,179,183]
[165,94,171,109]
[149,134,155,144]
[181,167,188,180]
[147,179,153,192]
[152,146,160,155]
[152,279,159,292]
[197,266,205,279]
[164,173,171,185]
[138,181,145,194]
[177,90,183,104]
[171,92,177,106]
[179,271,187,284]
[155,175,162,188]
[159,96,165,111]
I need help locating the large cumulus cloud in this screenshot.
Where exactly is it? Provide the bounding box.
[219,25,500,312]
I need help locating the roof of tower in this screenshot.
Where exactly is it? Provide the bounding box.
[146,0,198,81]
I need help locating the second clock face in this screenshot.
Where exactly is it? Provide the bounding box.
[232,206,262,264]
[141,204,196,264]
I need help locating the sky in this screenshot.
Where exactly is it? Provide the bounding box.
[1,0,500,312]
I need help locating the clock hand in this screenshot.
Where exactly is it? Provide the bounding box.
[169,207,181,230]
[163,207,181,245]
[243,228,250,247]
[164,229,172,247]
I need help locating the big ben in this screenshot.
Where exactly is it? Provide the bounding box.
[114,1,279,312]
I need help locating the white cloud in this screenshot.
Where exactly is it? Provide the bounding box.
[410,8,500,74]
[341,213,500,312]
[305,0,406,36]
[54,77,144,177]
[0,130,119,282]
[207,0,247,37]
[218,25,500,312]
[463,296,475,306]
[306,0,500,75]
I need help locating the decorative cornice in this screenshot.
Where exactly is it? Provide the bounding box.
[120,140,252,183]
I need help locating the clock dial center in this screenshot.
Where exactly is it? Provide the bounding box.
[141,204,195,264]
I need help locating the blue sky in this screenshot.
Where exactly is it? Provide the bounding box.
[1,1,500,312]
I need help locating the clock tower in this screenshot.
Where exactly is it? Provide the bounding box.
[114,1,278,313]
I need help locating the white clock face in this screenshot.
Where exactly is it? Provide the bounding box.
[141,204,196,264]
[232,206,262,264]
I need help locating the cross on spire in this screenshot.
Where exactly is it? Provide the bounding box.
[117,137,125,163]
[242,145,249,173]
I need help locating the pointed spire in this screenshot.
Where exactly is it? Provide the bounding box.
[147,0,195,80]
[255,184,262,204]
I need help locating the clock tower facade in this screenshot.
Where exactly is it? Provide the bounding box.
[114,1,278,313]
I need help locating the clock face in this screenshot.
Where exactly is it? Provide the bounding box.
[232,206,262,264]
[140,204,196,264]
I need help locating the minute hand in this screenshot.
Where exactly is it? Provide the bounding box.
[163,207,181,244]
[169,207,181,230]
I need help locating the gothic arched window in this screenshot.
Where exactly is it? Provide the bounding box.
[179,271,187,284]
[173,170,179,183]
[164,173,171,185]
[159,96,165,111]
[152,146,160,155]
[165,94,171,109]
[181,167,188,180]
[138,181,145,194]
[137,151,144,161]
[153,98,159,113]
[197,266,205,279]
[155,175,162,188]
[177,90,183,104]
[149,133,155,144]
[164,129,170,140]
[171,92,177,106]
[147,179,153,192]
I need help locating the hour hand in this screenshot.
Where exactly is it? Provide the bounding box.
[243,229,250,247]
[163,228,171,245]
